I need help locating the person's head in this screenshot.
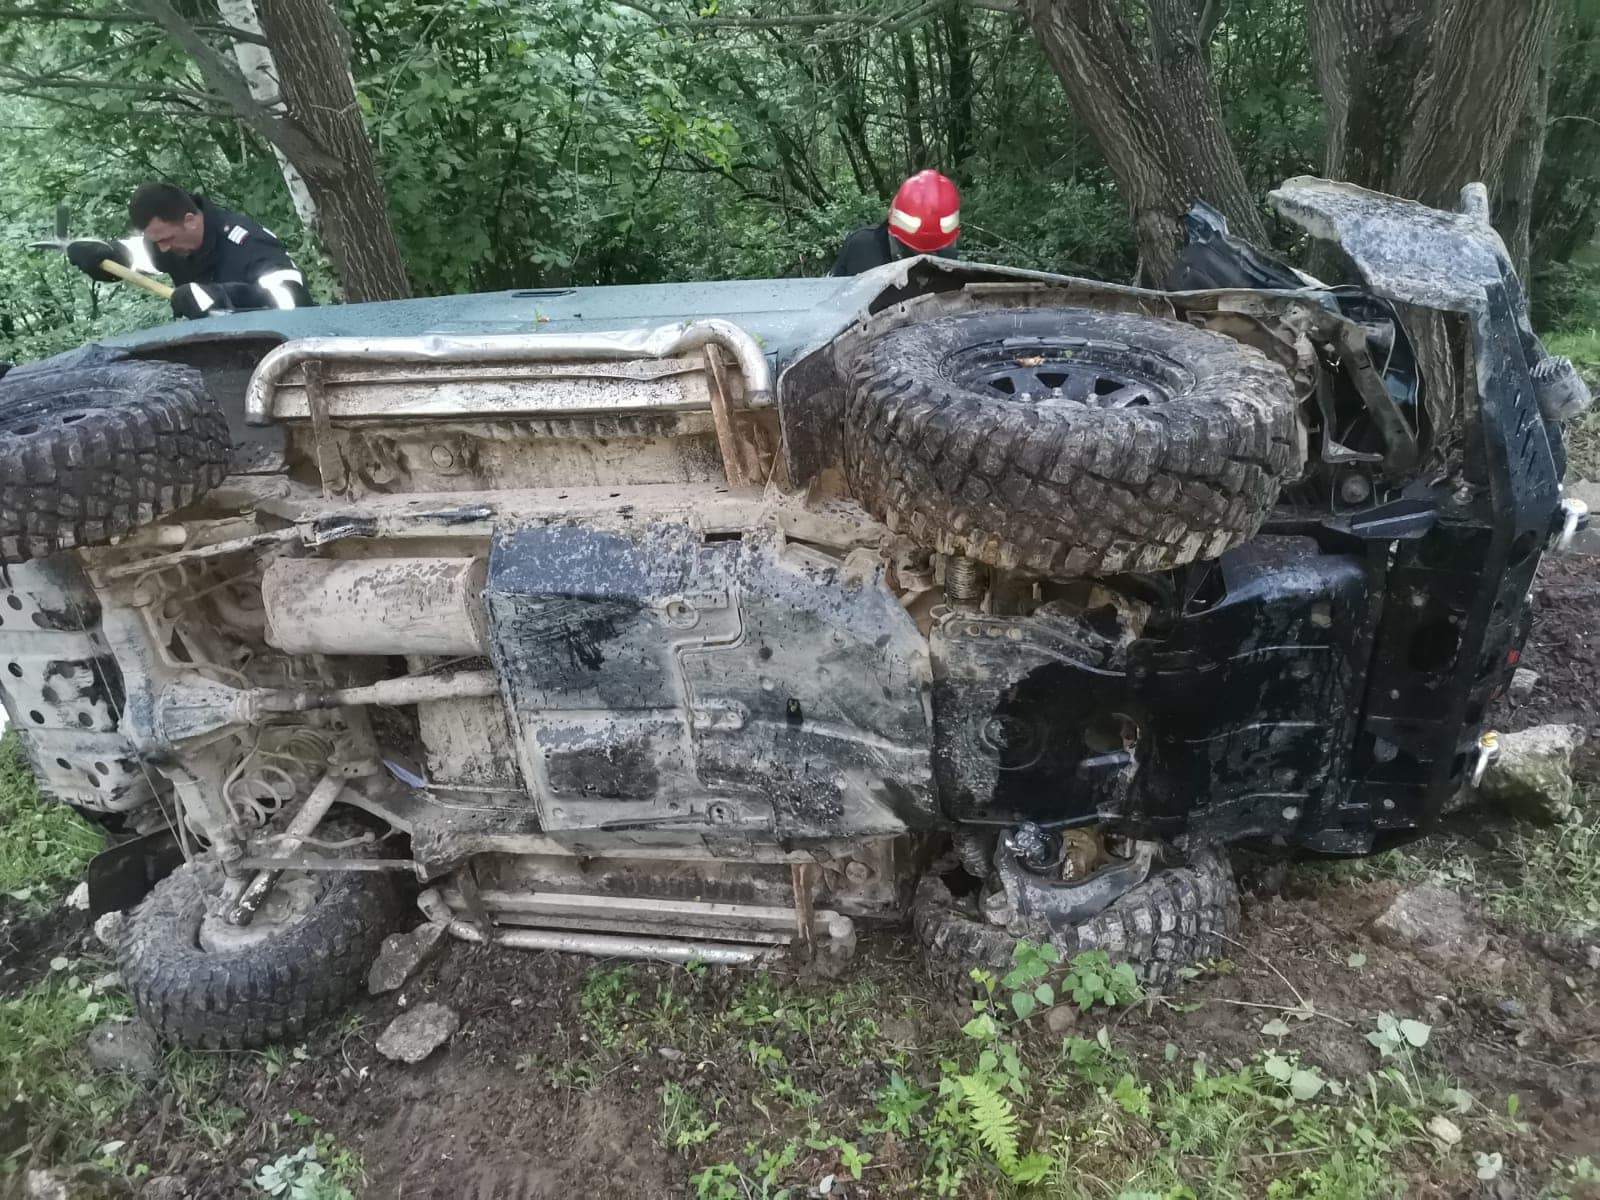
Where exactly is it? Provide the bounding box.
[887,170,960,256]
[130,183,204,255]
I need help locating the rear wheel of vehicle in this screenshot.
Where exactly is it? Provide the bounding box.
[0,358,230,562]
[843,307,1302,577]
[119,838,402,1049]
[913,846,1240,990]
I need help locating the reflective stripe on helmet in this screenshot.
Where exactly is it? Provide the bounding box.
[888,207,923,235]
[940,209,960,234]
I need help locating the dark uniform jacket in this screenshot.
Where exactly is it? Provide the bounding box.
[148,195,312,312]
[829,221,958,276]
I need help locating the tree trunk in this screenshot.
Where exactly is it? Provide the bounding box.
[945,5,974,169]
[215,0,318,234]
[254,0,410,301]
[1495,24,1554,280]
[1022,0,1266,281]
[1309,0,1559,210]
[899,32,927,174]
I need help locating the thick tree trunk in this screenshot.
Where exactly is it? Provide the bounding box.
[215,0,318,234]
[254,0,410,301]
[1022,0,1266,281]
[1495,27,1554,280]
[1309,0,1559,211]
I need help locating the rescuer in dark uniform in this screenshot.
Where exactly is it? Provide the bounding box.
[830,170,962,276]
[66,182,313,319]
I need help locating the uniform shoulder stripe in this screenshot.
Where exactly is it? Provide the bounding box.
[227,225,249,244]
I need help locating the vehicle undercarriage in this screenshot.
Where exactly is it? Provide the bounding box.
[0,177,1589,1047]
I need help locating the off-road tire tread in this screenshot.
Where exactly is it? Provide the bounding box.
[119,854,401,1049]
[0,359,230,562]
[843,308,1301,576]
[914,847,1240,991]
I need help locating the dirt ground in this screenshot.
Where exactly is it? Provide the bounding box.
[3,555,1598,1198]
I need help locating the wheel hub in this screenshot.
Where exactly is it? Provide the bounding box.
[945,335,1190,409]
[199,874,321,952]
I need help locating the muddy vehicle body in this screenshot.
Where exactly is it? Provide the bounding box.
[0,178,1589,1047]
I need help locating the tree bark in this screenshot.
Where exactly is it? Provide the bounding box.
[215,0,318,233]
[945,5,974,169]
[1022,0,1266,281]
[1495,23,1554,280]
[1309,0,1560,211]
[253,0,409,301]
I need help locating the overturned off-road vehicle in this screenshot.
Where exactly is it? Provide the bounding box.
[0,179,1590,1048]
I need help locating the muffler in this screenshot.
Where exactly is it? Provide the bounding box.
[261,557,488,656]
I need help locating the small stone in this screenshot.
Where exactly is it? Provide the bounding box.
[1495,997,1527,1020]
[85,1019,159,1081]
[139,1177,187,1200]
[1508,668,1539,703]
[63,882,89,911]
[1426,1115,1462,1146]
[92,911,124,950]
[375,1002,459,1064]
[657,1046,685,1062]
[368,922,448,996]
[1476,724,1586,823]
[1372,885,1488,967]
[1045,1005,1080,1034]
[91,971,121,992]
[818,1174,836,1195]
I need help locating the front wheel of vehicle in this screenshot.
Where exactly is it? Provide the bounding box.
[119,849,402,1049]
[913,845,1240,991]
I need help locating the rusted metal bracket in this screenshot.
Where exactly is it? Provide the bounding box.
[304,361,348,498]
[704,344,758,487]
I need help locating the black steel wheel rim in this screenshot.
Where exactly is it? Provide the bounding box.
[944,335,1190,409]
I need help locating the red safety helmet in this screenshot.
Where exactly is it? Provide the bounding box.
[887,170,961,254]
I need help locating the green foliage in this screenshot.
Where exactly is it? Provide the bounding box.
[659,1081,721,1152]
[251,1135,363,1199]
[0,965,135,1174]
[0,730,105,907]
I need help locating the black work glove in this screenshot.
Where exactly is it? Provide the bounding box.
[65,238,133,284]
[170,282,222,320]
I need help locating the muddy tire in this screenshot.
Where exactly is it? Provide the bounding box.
[843,308,1301,577]
[0,358,230,562]
[119,849,402,1049]
[913,847,1240,990]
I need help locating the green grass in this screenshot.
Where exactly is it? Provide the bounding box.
[0,731,104,907]
[0,962,137,1175]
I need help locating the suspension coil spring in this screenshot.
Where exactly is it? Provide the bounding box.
[944,555,988,608]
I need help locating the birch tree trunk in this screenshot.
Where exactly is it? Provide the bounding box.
[215,0,318,234]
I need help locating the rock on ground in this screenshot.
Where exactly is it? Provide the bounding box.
[25,1165,130,1198]
[368,922,448,996]
[139,1177,187,1200]
[1476,723,1586,823]
[85,1019,159,1081]
[1566,479,1600,556]
[92,911,124,950]
[376,1002,459,1064]
[1372,885,1489,968]
[1508,667,1540,703]
[62,882,89,911]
